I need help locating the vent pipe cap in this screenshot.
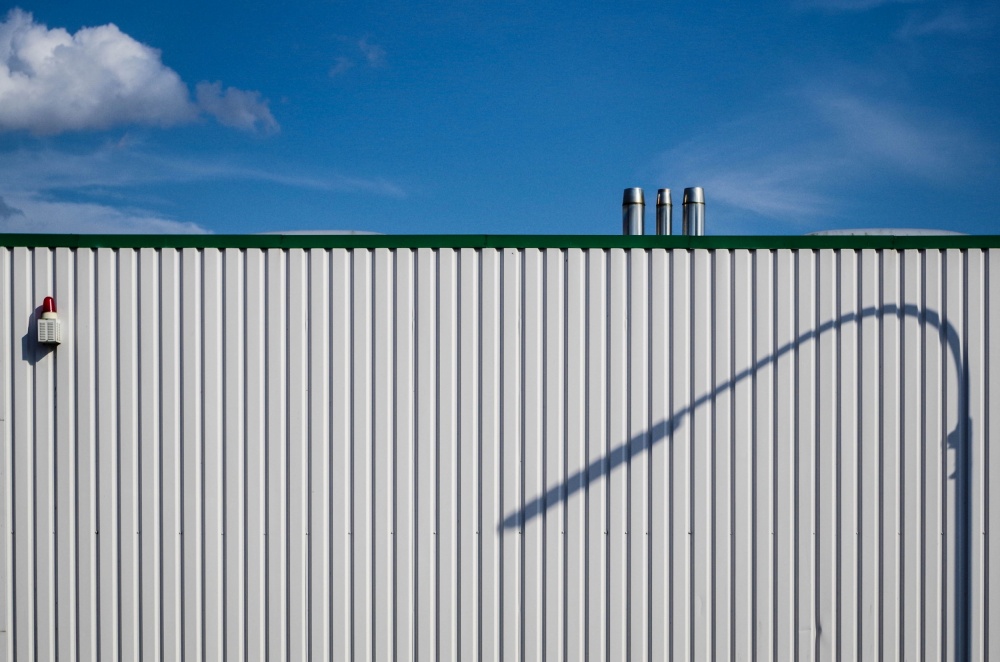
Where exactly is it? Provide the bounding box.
[622,187,645,205]
[683,187,704,204]
[656,189,672,206]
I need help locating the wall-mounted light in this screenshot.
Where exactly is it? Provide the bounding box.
[37,296,61,345]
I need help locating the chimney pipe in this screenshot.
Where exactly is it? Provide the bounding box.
[656,189,672,235]
[682,187,705,236]
[622,187,645,235]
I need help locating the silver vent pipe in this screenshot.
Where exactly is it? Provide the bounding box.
[622,188,645,235]
[682,186,705,236]
[656,188,672,235]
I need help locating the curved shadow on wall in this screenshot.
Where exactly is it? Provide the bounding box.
[499,302,971,660]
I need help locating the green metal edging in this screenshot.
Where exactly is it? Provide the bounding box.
[2,233,1000,250]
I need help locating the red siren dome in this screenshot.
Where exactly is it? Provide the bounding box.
[42,296,56,314]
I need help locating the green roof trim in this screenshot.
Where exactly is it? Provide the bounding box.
[2,233,1000,250]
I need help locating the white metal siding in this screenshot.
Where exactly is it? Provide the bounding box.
[1,245,998,661]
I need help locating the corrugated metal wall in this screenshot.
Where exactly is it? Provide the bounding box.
[1,245,998,661]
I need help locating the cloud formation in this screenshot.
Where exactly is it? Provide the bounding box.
[895,7,978,38]
[798,0,919,11]
[0,193,208,233]
[357,37,386,68]
[657,86,989,230]
[0,196,24,220]
[0,142,406,198]
[329,35,386,77]
[0,140,405,232]
[806,88,984,181]
[196,82,278,134]
[658,126,841,231]
[0,9,276,135]
[328,56,354,77]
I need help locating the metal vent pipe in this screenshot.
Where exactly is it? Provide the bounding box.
[682,186,705,236]
[656,188,672,235]
[622,187,645,235]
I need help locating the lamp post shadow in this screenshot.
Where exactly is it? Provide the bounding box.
[498,302,972,660]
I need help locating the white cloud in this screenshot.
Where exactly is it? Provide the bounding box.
[0,143,406,198]
[196,82,278,134]
[656,86,989,230]
[329,56,354,77]
[697,165,839,222]
[0,9,195,133]
[0,141,405,233]
[798,0,921,11]
[895,7,978,38]
[0,9,277,135]
[806,88,985,181]
[658,128,842,231]
[0,193,208,233]
[357,37,386,68]
[329,35,386,77]
[226,167,406,197]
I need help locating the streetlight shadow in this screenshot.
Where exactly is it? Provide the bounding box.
[499,302,971,659]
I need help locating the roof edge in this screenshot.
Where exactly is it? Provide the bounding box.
[2,233,1000,250]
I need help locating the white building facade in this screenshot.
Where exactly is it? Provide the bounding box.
[1,234,998,661]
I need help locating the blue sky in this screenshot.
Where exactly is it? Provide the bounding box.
[0,0,997,235]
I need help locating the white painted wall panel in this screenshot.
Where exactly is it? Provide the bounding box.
[988,249,1000,662]
[2,244,998,661]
